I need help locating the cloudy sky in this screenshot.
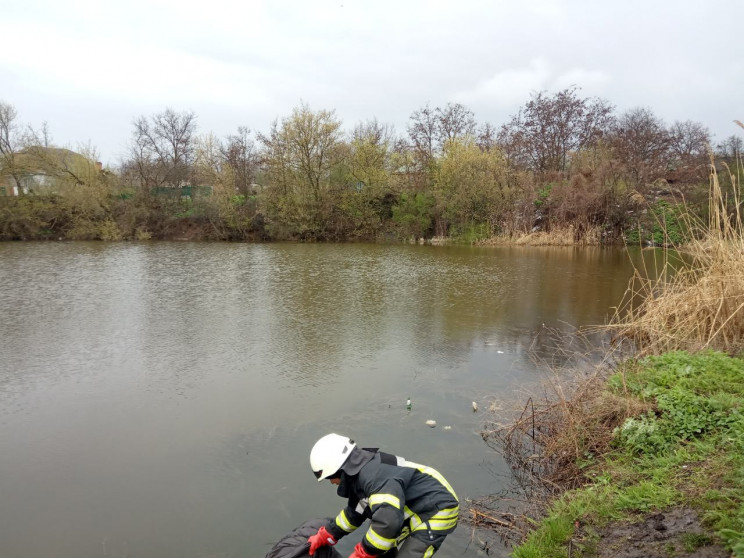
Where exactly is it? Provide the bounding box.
[2,0,743,164]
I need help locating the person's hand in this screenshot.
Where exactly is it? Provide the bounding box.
[348,542,376,558]
[308,526,337,556]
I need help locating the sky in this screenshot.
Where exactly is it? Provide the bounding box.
[2,0,743,165]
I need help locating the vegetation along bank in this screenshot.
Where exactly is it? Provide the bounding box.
[467,163,744,556]
[1,91,742,244]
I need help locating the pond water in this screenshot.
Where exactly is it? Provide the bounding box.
[0,242,645,558]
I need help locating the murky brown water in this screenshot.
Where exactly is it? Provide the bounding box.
[0,242,645,558]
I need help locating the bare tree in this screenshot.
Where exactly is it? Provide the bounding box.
[499,87,614,172]
[0,101,27,194]
[129,108,197,189]
[407,103,438,162]
[668,120,711,183]
[716,135,743,160]
[435,102,476,146]
[221,126,258,195]
[407,102,477,161]
[476,122,497,152]
[669,120,710,160]
[609,107,671,188]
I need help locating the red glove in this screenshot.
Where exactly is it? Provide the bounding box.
[308,526,337,556]
[348,542,377,558]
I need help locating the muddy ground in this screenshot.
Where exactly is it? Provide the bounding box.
[591,507,729,558]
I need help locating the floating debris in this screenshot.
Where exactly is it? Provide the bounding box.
[425,419,437,428]
[472,401,479,412]
[406,397,412,411]
[443,426,452,431]
[497,350,504,354]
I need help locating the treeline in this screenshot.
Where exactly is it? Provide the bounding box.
[1,89,742,243]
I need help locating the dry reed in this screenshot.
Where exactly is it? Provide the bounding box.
[610,154,744,356]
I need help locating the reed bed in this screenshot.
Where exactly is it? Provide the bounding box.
[611,156,744,356]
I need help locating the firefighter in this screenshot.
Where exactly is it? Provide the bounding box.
[307,434,458,558]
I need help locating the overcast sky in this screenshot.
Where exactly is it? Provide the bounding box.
[2,0,743,165]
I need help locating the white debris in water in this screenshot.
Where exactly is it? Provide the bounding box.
[425,419,437,428]
[497,350,504,354]
[472,401,478,412]
[443,425,452,431]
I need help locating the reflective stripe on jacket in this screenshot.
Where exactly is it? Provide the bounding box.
[326,449,458,556]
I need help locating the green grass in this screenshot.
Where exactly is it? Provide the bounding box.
[510,351,744,557]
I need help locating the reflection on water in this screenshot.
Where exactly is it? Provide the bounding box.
[0,242,642,558]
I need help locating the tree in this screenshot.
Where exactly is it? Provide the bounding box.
[476,122,497,152]
[341,119,396,236]
[433,138,511,236]
[347,119,393,191]
[668,120,711,183]
[407,103,438,163]
[258,103,344,238]
[609,107,671,188]
[194,132,259,239]
[0,101,27,194]
[407,102,477,160]
[222,126,258,195]
[129,108,197,189]
[193,132,223,187]
[499,87,614,172]
[716,135,743,160]
[435,103,476,146]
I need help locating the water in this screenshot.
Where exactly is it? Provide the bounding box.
[0,242,642,558]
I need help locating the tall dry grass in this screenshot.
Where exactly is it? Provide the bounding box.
[610,152,744,356]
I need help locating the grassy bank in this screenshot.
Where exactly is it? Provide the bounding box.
[472,161,744,556]
[506,350,744,558]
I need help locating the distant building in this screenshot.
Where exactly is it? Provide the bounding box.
[0,147,102,196]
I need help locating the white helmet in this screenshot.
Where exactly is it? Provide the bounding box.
[310,433,356,481]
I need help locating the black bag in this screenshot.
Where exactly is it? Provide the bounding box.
[265,518,343,558]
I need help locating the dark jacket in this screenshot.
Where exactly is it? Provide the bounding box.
[325,448,459,556]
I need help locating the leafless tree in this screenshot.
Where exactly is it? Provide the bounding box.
[129,108,196,189]
[407,102,477,161]
[435,102,476,145]
[353,118,394,145]
[716,135,743,160]
[499,87,614,173]
[667,120,711,183]
[669,120,710,160]
[609,107,672,188]
[476,122,497,152]
[0,101,27,193]
[407,103,438,162]
[221,126,258,195]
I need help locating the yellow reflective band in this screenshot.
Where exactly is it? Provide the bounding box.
[369,493,401,509]
[402,461,458,500]
[409,506,459,533]
[396,525,411,546]
[423,545,436,558]
[365,528,396,551]
[432,506,459,520]
[335,510,357,533]
[427,517,458,531]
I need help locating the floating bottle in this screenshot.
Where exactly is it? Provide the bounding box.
[406,397,412,411]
